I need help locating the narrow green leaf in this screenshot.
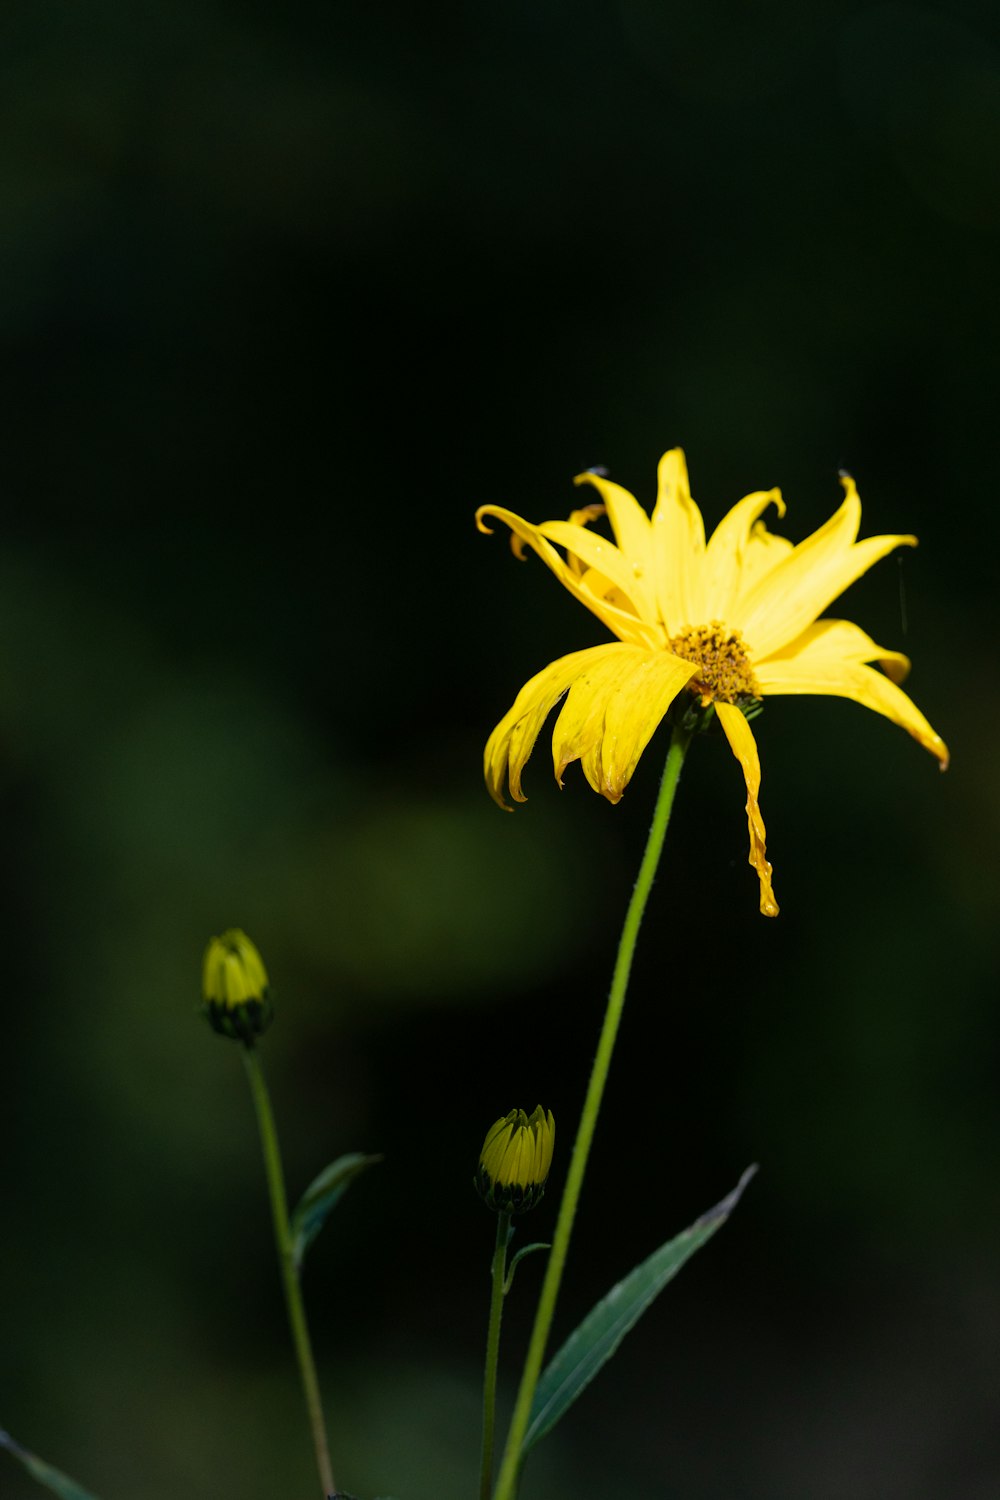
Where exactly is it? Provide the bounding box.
[0,1430,104,1500]
[290,1152,382,1272]
[523,1165,757,1454]
[504,1242,550,1294]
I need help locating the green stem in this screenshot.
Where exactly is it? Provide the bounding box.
[242,1046,336,1499]
[480,1210,512,1500]
[491,725,691,1500]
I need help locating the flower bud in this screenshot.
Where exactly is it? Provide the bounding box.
[202,928,273,1043]
[475,1106,555,1214]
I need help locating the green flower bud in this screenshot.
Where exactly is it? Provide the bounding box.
[202,928,273,1043]
[475,1106,555,1214]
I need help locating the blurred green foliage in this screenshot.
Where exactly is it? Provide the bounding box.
[1,2,997,1498]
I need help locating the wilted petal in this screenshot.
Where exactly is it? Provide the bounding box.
[715,703,779,917]
[551,647,697,801]
[552,649,640,791]
[484,644,626,807]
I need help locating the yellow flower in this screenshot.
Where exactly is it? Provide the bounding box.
[476,1106,556,1214]
[202,928,273,1042]
[477,450,949,917]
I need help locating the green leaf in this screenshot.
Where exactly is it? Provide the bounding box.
[504,1242,550,1294]
[523,1165,757,1454]
[0,1430,104,1500]
[290,1152,382,1272]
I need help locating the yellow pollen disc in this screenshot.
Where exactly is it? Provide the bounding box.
[669,622,759,705]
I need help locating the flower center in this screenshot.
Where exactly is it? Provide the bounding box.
[669,622,759,704]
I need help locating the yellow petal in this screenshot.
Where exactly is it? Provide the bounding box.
[715,702,779,917]
[572,470,658,618]
[535,1109,555,1178]
[650,448,707,633]
[477,503,662,649]
[552,649,638,791]
[482,1121,514,1178]
[565,502,607,575]
[481,1116,510,1158]
[484,643,632,808]
[703,487,786,619]
[730,518,794,611]
[755,636,949,768]
[736,476,915,656]
[572,566,638,616]
[757,617,911,683]
[536,518,656,622]
[503,1129,527,1187]
[551,646,697,801]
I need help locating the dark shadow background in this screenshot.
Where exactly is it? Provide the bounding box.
[1,2,997,1497]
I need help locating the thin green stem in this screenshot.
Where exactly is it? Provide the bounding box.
[480,1210,512,1500]
[242,1045,335,1499]
[492,724,692,1500]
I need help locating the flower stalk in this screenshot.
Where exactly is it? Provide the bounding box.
[242,1044,335,1499]
[491,724,691,1500]
[480,1209,512,1500]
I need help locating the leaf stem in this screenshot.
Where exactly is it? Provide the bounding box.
[480,1210,512,1500]
[242,1045,335,1499]
[491,724,692,1500]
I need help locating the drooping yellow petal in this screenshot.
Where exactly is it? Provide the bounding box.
[736,476,915,657]
[757,618,912,682]
[550,646,697,801]
[598,652,697,800]
[485,643,627,807]
[572,470,658,618]
[476,504,662,649]
[551,649,640,791]
[756,633,949,767]
[715,702,779,917]
[650,448,707,633]
[702,487,786,619]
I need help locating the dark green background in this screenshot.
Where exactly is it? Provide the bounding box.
[2,3,996,1497]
